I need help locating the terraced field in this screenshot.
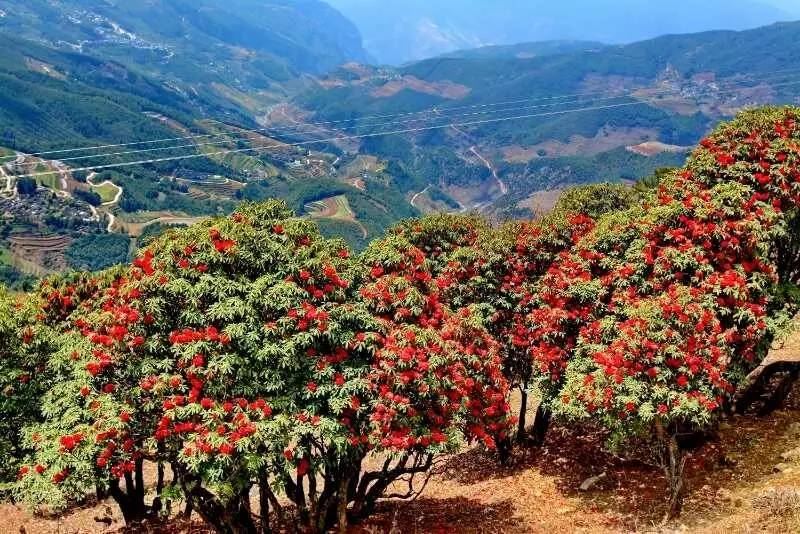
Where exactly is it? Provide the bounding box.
[177,176,245,198]
[195,123,281,177]
[9,234,72,276]
[305,195,368,238]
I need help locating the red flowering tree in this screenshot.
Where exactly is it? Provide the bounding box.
[369,215,540,449]
[540,106,800,518]
[0,287,63,486]
[358,225,512,467]
[14,201,512,533]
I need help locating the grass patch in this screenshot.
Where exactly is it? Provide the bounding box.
[0,247,11,265]
[35,172,60,191]
[91,181,121,203]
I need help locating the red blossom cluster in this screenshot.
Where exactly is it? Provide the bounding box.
[361,235,512,450]
[531,109,800,430]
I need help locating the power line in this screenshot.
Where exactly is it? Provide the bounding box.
[13,72,800,167]
[45,94,661,163]
[6,64,800,161]
[0,88,637,160]
[10,98,709,179]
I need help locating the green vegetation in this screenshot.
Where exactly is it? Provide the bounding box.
[238,175,419,244]
[2,109,800,533]
[297,21,800,199]
[105,169,235,216]
[315,217,370,250]
[73,189,102,207]
[495,147,689,217]
[0,247,33,291]
[89,182,120,204]
[15,177,36,195]
[136,222,183,248]
[65,234,131,271]
[0,0,367,152]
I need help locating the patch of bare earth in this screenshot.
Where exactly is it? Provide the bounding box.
[502,127,658,163]
[5,391,800,533]
[518,189,566,218]
[359,385,800,534]
[626,141,692,157]
[370,76,470,99]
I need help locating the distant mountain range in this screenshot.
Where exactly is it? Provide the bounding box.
[325,0,793,64]
[0,0,368,109]
[0,0,371,149]
[292,21,800,215]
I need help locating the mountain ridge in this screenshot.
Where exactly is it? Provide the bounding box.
[292,19,800,216]
[325,0,792,64]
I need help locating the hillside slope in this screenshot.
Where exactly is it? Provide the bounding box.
[293,21,800,215]
[0,0,368,110]
[0,34,206,152]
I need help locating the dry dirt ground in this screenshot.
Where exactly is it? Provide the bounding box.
[6,391,800,534]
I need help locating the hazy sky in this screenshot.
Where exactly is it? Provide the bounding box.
[327,0,800,64]
[763,0,800,14]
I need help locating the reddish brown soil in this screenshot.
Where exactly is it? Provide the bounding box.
[6,390,800,534]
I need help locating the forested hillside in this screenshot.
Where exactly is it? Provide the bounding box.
[0,0,368,79]
[292,21,800,216]
[3,7,800,296]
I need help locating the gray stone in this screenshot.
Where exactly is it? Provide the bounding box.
[774,462,794,474]
[579,471,607,491]
[780,447,800,462]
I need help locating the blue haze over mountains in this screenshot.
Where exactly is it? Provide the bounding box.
[325,0,798,64]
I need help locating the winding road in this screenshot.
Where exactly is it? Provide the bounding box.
[86,172,123,206]
[450,125,508,211]
[469,146,508,196]
[86,172,123,231]
[410,185,431,208]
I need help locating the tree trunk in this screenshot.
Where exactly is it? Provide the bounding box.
[529,403,551,447]
[108,479,148,525]
[258,474,271,534]
[657,421,687,521]
[177,470,256,534]
[192,491,256,534]
[760,369,800,415]
[107,460,153,526]
[337,474,350,534]
[496,435,513,466]
[350,452,433,523]
[516,383,529,443]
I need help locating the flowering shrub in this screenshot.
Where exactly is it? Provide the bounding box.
[360,224,512,452]
[540,106,800,516]
[13,201,512,533]
[0,288,62,487]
